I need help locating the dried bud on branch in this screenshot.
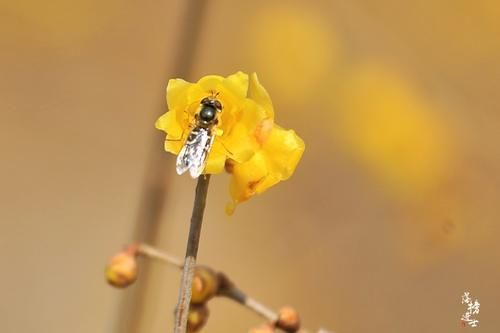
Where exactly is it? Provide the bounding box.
[105,244,332,333]
[276,306,300,332]
[105,246,138,288]
[187,304,210,333]
[191,266,219,304]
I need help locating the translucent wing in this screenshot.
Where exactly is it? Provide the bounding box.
[176,127,215,178]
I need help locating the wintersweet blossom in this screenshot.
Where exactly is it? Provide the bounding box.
[155,72,304,213]
[225,123,304,214]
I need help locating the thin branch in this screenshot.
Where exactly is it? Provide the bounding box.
[115,1,209,332]
[137,245,277,321]
[218,286,279,323]
[174,175,211,333]
[137,243,183,268]
[136,243,330,333]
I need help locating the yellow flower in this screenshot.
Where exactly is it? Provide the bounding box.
[244,5,339,103]
[156,72,272,174]
[156,72,304,213]
[225,124,305,215]
[330,65,452,197]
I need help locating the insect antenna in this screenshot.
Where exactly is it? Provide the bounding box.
[208,90,220,98]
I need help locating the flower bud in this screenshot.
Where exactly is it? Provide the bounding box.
[191,266,219,304]
[276,306,300,332]
[105,250,138,288]
[187,304,209,333]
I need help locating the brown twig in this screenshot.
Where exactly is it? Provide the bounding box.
[173,175,211,333]
[137,245,278,322]
[115,1,210,332]
[136,242,331,333]
[220,288,280,322]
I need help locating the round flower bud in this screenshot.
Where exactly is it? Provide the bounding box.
[105,251,138,288]
[191,266,219,304]
[276,306,300,332]
[187,304,209,333]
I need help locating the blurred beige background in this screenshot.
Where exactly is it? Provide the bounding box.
[1,0,499,332]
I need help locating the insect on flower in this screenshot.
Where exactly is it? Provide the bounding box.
[156,72,305,213]
[176,93,223,178]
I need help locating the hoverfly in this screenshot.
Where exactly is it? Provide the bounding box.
[176,94,223,178]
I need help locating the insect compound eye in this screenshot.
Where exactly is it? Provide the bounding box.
[200,97,211,105]
[199,105,216,122]
[214,100,223,111]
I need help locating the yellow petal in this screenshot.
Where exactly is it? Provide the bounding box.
[228,151,269,204]
[155,110,183,137]
[222,122,256,163]
[166,78,191,110]
[164,137,183,155]
[155,112,169,132]
[156,110,188,156]
[237,99,268,130]
[254,172,280,195]
[184,84,213,113]
[254,118,274,146]
[225,124,305,215]
[248,73,274,118]
[223,71,249,99]
[204,143,227,174]
[262,125,305,179]
[196,75,224,92]
[225,149,285,215]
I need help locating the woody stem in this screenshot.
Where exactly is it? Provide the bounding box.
[137,243,183,268]
[173,175,211,333]
[218,287,279,323]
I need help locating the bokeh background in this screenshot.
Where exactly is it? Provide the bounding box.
[1,0,499,332]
